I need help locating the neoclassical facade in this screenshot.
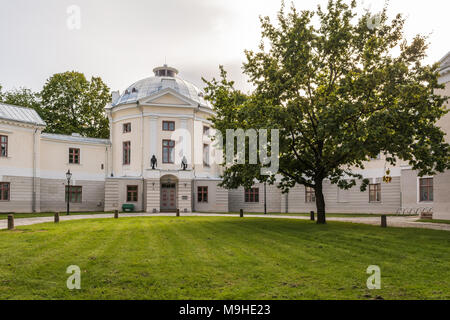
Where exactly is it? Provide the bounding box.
[0,59,449,219]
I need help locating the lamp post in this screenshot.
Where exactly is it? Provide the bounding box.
[66,169,72,216]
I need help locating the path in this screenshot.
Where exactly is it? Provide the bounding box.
[1,212,449,231]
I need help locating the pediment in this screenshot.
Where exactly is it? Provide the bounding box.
[140,88,196,107]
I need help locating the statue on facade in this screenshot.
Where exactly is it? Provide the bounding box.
[181,156,188,171]
[151,155,157,169]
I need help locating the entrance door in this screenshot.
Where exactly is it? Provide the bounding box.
[161,183,177,212]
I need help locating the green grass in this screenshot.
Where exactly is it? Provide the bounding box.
[0,216,448,300]
[0,212,110,220]
[417,219,450,225]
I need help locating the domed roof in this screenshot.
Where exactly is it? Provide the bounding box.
[111,65,211,108]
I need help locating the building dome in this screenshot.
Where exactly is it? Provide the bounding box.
[112,65,211,108]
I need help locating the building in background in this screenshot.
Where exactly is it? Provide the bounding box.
[0,58,449,219]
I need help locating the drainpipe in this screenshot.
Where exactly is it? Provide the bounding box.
[32,128,38,212]
[139,102,145,211]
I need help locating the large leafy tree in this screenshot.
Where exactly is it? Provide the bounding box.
[204,0,449,224]
[40,71,110,138]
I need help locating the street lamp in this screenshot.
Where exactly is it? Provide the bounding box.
[66,169,72,216]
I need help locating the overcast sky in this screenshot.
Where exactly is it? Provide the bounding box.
[0,0,449,94]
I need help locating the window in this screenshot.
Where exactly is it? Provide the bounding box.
[69,148,80,164]
[0,182,10,201]
[198,186,208,203]
[162,140,175,163]
[65,186,82,203]
[203,126,210,135]
[203,144,210,167]
[419,178,433,202]
[127,185,138,202]
[369,183,381,202]
[0,135,8,157]
[305,187,316,203]
[123,123,131,133]
[245,188,259,203]
[123,141,131,165]
[162,121,175,131]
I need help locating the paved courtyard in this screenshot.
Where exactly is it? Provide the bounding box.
[0,213,449,231]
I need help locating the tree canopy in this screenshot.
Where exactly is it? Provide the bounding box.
[40,72,110,139]
[1,71,111,139]
[204,0,450,224]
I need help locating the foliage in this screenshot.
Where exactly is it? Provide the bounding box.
[204,0,450,224]
[40,72,110,138]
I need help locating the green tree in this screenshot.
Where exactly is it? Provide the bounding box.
[0,86,42,115]
[40,71,110,138]
[204,0,450,224]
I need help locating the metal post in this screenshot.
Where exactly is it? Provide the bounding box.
[54,212,60,223]
[114,210,119,219]
[240,209,244,218]
[176,209,180,217]
[264,182,267,215]
[7,214,14,230]
[67,184,70,216]
[310,211,315,221]
[381,215,387,228]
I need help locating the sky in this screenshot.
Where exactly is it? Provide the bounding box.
[0,0,449,94]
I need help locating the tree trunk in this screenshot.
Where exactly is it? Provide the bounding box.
[315,179,326,224]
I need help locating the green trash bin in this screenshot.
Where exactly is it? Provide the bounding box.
[122,204,135,212]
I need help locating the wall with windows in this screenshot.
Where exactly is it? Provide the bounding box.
[192,180,228,212]
[40,138,108,180]
[104,178,144,212]
[228,183,282,213]
[40,179,105,212]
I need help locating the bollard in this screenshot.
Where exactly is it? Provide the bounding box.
[54,212,60,223]
[114,210,119,219]
[310,211,315,221]
[7,214,14,230]
[381,215,387,228]
[176,209,180,217]
[240,209,244,218]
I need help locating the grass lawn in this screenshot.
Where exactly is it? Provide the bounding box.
[417,219,450,225]
[0,212,112,220]
[0,216,448,300]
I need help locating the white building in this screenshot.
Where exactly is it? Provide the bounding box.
[0,60,449,219]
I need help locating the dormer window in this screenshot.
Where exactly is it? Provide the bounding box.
[132,88,138,93]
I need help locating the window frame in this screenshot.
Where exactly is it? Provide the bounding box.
[127,185,138,202]
[123,141,131,165]
[68,148,80,164]
[419,178,433,202]
[198,186,208,203]
[0,182,10,201]
[0,135,8,158]
[203,144,210,167]
[305,186,316,203]
[162,139,175,164]
[369,183,381,203]
[245,188,259,203]
[123,122,132,133]
[65,186,82,203]
[162,121,175,131]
